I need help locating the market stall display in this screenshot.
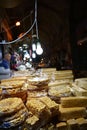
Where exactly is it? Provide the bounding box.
[0,69,87,129]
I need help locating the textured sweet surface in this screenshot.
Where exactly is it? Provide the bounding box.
[0,98,24,116]
[61,96,87,108]
[59,105,86,121]
[0,81,24,89]
[27,77,49,86]
[26,98,46,114]
[26,115,39,125]
[48,85,71,97]
[56,122,68,130]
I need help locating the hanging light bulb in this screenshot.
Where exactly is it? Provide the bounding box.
[19,46,23,51]
[35,0,43,55]
[30,58,32,62]
[36,41,43,55]
[32,52,36,58]
[32,43,36,51]
[16,21,20,26]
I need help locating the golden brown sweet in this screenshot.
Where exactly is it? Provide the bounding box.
[2,107,28,122]
[0,97,28,129]
[39,96,59,116]
[48,80,70,87]
[1,76,27,83]
[71,83,87,96]
[26,115,39,125]
[26,98,51,124]
[0,81,25,89]
[76,118,87,130]
[27,90,47,99]
[24,83,48,91]
[0,80,27,103]
[59,105,86,121]
[56,122,68,130]
[27,77,49,87]
[48,85,71,97]
[0,97,24,117]
[26,98,49,116]
[67,119,79,130]
[61,97,87,108]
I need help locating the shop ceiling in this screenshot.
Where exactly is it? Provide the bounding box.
[0,0,86,58]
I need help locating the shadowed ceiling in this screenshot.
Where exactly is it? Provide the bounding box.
[0,0,70,59]
[0,0,87,72]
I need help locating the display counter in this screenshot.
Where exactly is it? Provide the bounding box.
[0,69,87,130]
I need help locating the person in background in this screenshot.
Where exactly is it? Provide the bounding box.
[0,52,12,80]
[10,51,18,70]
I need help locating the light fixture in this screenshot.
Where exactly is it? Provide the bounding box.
[33,0,43,56]
[32,43,36,51]
[16,21,20,26]
[23,44,26,46]
[30,58,32,62]
[32,52,36,58]
[36,41,43,55]
[23,44,28,49]
[19,46,23,51]
[19,46,22,49]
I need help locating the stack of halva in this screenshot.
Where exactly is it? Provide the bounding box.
[0,79,27,103]
[25,96,59,130]
[55,96,87,130]
[71,78,87,96]
[25,77,49,99]
[0,69,87,130]
[47,70,73,102]
[40,96,87,130]
[41,69,73,82]
[0,97,28,130]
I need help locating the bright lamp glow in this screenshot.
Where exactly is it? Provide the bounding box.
[36,42,43,55]
[16,21,20,26]
[32,52,36,58]
[19,46,23,51]
[23,50,30,58]
[30,58,32,61]
[32,43,36,51]
[24,53,30,58]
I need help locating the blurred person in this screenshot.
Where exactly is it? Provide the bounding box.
[0,52,12,80]
[10,51,23,70]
